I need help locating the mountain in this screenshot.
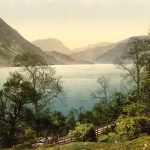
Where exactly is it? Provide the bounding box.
[46,51,91,64]
[1,17,148,66]
[94,36,149,64]
[74,42,112,52]
[71,36,149,64]
[70,43,116,62]
[0,18,61,66]
[33,38,72,55]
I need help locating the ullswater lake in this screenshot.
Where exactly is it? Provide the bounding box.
[0,64,129,114]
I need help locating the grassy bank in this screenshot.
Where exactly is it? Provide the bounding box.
[36,136,150,150]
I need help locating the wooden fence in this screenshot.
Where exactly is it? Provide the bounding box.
[35,124,114,147]
[56,124,113,146]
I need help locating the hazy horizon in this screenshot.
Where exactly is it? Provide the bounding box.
[1,0,150,49]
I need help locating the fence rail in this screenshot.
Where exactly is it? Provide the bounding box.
[35,124,114,147]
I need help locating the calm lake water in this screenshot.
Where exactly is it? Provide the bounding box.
[0,64,128,114]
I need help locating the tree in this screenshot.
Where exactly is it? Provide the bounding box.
[79,92,127,126]
[115,37,150,100]
[65,110,76,132]
[141,55,150,104]
[0,72,33,147]
[14,53,62,116]
[91,76,111,126]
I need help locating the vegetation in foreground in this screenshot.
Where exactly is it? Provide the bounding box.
[48,136,150,150]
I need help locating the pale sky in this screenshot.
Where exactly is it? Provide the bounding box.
[1,0,150,49]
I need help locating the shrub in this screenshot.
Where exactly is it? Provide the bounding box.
[116,116,150,140]
[68,122,96,142]
[24,127,35,139]
[98,132,128,143]
[123,102,147,117]
[12,142,33,150]
[98,134,108,142]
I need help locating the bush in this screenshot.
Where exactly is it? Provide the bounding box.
[107,132,120,142]
[98,134,108,142]
[24,127,35,139]
[68,122,96,142]
[98,132,128,143]
[123,102,147,117]
[12,142,33,150]
[116,116,150,140]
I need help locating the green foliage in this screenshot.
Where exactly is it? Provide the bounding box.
[141,56,150,105]
[123,102,147,117]
[24,127,35,139]
[78,92,127,126]
[68,123,96,142]
[98,134,108,142]
[98,133,127,143]
[0,72,34,147]
[48,136,150,150]
[14,53,62,116]
[65,110,76,131]
[107,132,119,142]
[12,142,33,150]
[13,53,46,66]
[116,116,150,139]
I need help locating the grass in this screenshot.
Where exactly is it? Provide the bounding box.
[3,136,150,150]
[37,136,150,150]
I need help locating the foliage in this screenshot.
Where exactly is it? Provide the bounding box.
[48,136,150,150]
[122,102,147,117]
[115,37,150,99]
[98,132,128,143]
[65,110,76,132]
[68,123,96,142]
[0,72,34,147]
[98,134,108,142]
[14,53,62,116]
[116,116,150,140]
[78,92,127,126]
[141,56,150,105]
[12,142,33,150]
[23,127,35,139]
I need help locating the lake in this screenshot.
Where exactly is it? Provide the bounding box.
[0,64,128,114]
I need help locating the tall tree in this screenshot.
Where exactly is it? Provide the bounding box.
[14,53,62,116]
[141,55,150,104]
[116,37,150,100]
[91,76,111,126]
[0,72,33,146]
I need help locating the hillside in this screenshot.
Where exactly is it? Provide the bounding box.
[94,41,128,64]
[48,136,150,150]
[74,42,112,52]
[46,51,91,64]
[33,38,72,55]
[0,18,61,66]
[71,36,149,64]
[94,36,150,64]
[70,43,116,62]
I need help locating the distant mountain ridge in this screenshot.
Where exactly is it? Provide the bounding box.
[94,36,150,64]
[74,42,112,52]
[70,43,117,62]
[33,38,72,55]
[71,36,150,64]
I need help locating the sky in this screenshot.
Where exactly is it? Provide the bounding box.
[1,0,150,49]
